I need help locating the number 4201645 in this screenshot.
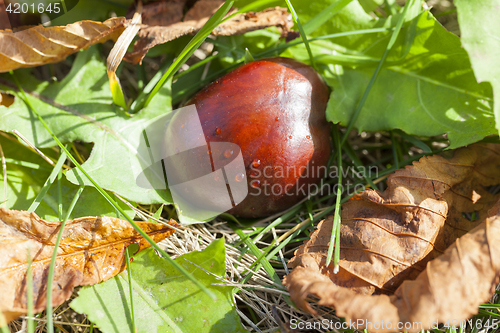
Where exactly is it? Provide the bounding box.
[6,2,61,14]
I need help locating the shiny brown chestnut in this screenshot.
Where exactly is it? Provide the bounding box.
[186,57,331,218]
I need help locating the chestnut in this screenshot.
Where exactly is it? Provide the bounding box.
[164,57,331,219]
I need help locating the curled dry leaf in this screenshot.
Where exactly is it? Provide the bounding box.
[284,143,500,332]
[0,208,178,324]
[0,17,126,72]
[125,0,293,64]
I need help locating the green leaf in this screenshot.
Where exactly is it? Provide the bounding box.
[325,11,496,149]
[302,0,354,36]
[295,0,376,45]
[244,48,255,63]
[455,0,500,135]
[0,46,173,205]
[0,135,133,220]
[70,238,245,333]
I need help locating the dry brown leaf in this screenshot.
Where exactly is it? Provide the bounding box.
[0,92,14,107]
[0,17,126,73]
[0,208,178,324]
[0,0,14,30]
[284,143,500,332]
[125,0,293,64]
[129,0,187,27]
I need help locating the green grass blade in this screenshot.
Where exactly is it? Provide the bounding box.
[312,28,393,41]
[394,129,432,153]
[326,126,343,267]
[343,142,378,190]
[124,247,136,333]
[340,0,414,146]
[243,221,311,289]
[130,58,172,112]
[384,0,398,15]
[236,0,281,14]
[390,131,400,169]
[142,0,234,109]
[0,317,8,333]
[333,210,341,271]
[283,0,316,70]
[478,309,500,318]
[244,48,255,63]
[27,248,34,333]
[27,150,67,213]
[303,0,353,35]
[305,200,314,224]
[233,228,281,286]
[4,158,45,170]
[11,74,217,301]
[46,185,84,333]
[250,204,303,244]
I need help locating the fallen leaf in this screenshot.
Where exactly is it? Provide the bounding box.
[0,208,178,324]
[125,0,293,64]
[0,17,126,72]
[284,143,500,331]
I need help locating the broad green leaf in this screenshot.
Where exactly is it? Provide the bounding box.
[455,0,500,135]
[324,11,496,149]
[70,238,245,333]
[0,135,133,220]
[0,46,173,205]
